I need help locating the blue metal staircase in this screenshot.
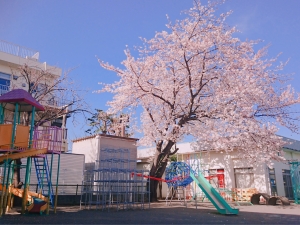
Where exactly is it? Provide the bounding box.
[33,156,54,207]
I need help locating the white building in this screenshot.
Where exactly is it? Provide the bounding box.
[0,39,68,151]
[72,134,138,170]
[0,40,61,94]
[137,136,300,201]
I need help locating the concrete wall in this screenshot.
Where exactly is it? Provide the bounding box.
[72,135,99,164]
[72,134,138,169]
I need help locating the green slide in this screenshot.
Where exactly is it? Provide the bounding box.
[190,172,239,215]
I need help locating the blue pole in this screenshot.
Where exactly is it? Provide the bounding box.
[0,161,8,216]
[17,111,20,124]
[0,104,3,124]
[29,106,35,148]
[54,154,61,213]
[11,103,19,148]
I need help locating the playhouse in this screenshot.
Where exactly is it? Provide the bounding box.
[0,89,64,216]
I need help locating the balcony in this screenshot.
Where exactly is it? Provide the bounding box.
[0,39,39,60]
[39,98,73,112]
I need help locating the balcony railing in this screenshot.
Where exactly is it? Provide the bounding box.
[39,98,73,111]
[0,84,10,96]
[0,39,39,59]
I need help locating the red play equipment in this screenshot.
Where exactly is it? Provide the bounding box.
[131,172,189,183]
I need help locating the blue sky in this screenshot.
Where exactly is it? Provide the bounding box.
[0,0,300,143]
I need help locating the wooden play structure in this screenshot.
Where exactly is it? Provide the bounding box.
[0,89,63,216]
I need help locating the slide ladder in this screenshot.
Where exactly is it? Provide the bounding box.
[33,156,54,207]
[190,172,238,215]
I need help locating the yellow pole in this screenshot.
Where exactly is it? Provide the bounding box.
[22,157,32,214]
[21,185,28,214]
[6,185,12,212]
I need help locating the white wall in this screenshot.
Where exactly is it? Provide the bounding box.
[72,135,99,163]
[137,141,300,198]
[72,134,138,170]
[0,51,61,77]
[20,153,85,194]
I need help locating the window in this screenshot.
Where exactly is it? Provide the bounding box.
[0,72,11,95]
[208,169,225,189]
[30,82,47,94]
[234,167,254,188]
[268,168,277,196]
[282,169,294,199]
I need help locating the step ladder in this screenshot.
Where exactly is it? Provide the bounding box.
[33,156,54,207]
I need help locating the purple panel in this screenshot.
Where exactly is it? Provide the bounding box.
[0,89,44,111]
[34,126,62,154]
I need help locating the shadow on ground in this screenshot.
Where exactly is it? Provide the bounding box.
[1,205,300,224]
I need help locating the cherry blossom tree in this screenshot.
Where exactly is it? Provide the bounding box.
[98,0,300,201]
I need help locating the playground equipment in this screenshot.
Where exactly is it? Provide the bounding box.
[165,162,194,206]
[178,152,253,206]
[80,148,150,211]
[133,161,238,214]
[165,161,238,215]
[0,89,62,216]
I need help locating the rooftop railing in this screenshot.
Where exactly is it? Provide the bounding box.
[0,39,39,60]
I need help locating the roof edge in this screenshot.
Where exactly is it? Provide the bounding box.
[72,134,139,143]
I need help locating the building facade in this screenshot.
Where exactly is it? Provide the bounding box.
[137,137,300,201]
[0,40,61,95]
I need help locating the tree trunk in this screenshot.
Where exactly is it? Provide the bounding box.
[149,141,175,202]
[13,159,23,188]
[158,181,162,199]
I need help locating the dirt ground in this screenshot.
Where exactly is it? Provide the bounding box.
[1,201,300,224]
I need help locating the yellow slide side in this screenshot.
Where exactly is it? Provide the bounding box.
[0,148,48,163]
[0,184,48,203]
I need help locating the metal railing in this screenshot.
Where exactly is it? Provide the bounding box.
[0,84,10,96]
[0,39,39,59]
[28,184,84,196]
[3,183,149,198]
[39,98,73,111]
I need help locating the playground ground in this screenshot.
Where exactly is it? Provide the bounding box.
[1,201,300,224]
